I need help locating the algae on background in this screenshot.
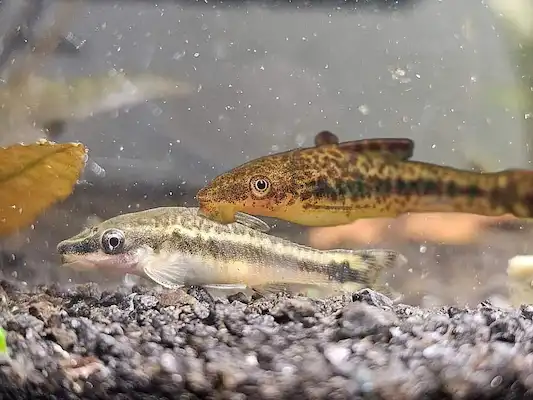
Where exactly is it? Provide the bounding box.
[489,0,533,166]
[0,327,8,354]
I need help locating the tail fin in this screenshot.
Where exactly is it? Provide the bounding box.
[326,248,407,294]
[390,164,533,220]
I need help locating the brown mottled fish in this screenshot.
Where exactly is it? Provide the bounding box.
[196,131,533,227]
[56,206,406,296]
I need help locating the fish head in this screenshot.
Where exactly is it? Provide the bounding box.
[56,213,162,274]
[197,150,305,224]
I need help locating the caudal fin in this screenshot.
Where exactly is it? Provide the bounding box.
[327,248,407,294]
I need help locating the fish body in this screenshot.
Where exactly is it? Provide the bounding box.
[0,71,193,146]
[197,131,533,227]
[56,206,406,295]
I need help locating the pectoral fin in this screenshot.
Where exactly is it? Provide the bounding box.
[234,212,271,233]
[142,260,187,289]
[142,252,208,290]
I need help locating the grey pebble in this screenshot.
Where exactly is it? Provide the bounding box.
[133,295,159,310]
[6,314,44,334]
[0,282,532,399]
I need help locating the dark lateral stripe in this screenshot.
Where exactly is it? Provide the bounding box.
[309,178,488,200]
[323,262,369,284]
[181,236,370,283]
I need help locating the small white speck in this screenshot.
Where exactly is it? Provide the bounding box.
[358,104,370,115]
[151,106,163,116]
[172,51,186,60]
[281,365,295,375]
[395,68,405,77]
[295,134,306,147]
[324,345,350,367]
[491,376,503,387]
[245,354,258,366]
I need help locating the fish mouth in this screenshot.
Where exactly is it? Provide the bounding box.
[196,206,211,218]
[196,185,208,199]
[197,201,237,224]
[59,252,138,273]
[195,191,212,214]
[59,253,101,271]
[195,186,212,206]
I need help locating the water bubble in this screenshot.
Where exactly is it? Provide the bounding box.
[172,51,186,60]
[295,134,306,147]
[358,105,370,115]
[151,106,163,116]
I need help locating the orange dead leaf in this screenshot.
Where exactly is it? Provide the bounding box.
[0,140,86,237]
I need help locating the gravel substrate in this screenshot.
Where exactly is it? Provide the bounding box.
[0,280,532,399]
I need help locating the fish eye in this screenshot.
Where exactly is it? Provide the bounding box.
[250,175,271,198]
[100,229,125,254]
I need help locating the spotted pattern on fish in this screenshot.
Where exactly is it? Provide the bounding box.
[197,130,533,227]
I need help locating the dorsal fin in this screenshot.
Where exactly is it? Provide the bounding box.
[337,138,415,161]
[315,130,340,146]
[313,131,415,161]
